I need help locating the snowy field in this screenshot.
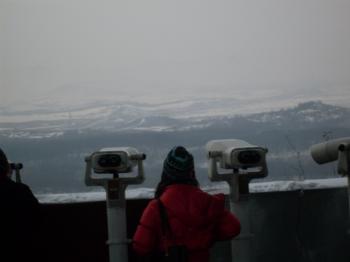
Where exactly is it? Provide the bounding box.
[37,178,348,204]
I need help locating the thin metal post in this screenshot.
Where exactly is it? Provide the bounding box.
[347,176,350,233]
[106,195,127,261]
[229,175,253,262]
[105,180,128,262]
[15,169,22,183]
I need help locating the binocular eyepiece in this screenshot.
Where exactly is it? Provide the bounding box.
[10,163,23,170]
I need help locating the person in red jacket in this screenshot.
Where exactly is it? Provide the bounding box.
[133,146,241,262]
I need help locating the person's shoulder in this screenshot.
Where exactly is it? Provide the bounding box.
[0,177,18,191]
[197,190,226,214]
[211,193,226,202]
[139,198,161,223]
[142,198,159,214]
[14,181,29,189]
[0,179,39,206]
[1,177,30,189]
[185,187,226,210]
[12,181,32,193]
[193,187,226,202]
[12,182,39,202]
[148,198,158,207]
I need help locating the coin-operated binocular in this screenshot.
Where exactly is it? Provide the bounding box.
[310,137,350,177]
[85,147,146,262]
[310,137,350,223]
[206,139,268,262]
[9,162,24,183]
[206,139,268,200]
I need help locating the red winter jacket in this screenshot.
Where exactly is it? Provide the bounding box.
[132,184,241,262]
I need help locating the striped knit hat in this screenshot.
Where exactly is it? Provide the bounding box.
[162,146,195,182]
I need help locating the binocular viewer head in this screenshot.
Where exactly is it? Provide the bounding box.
[89,147,146,174]
[206,139,267,170]
[310,137,350,176]
[206,139,268,180]
[85,147,146,187]
[310,137,350,164]
[10,162,23,171]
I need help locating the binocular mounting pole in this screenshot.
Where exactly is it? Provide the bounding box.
[85,154,145,262]
[337,144,350,225]
[208,155,268,262]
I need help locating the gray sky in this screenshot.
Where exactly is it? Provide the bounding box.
[1,0,350,108]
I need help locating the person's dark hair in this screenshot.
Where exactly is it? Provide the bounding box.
[0,148,10,177]
[155,146,199,198]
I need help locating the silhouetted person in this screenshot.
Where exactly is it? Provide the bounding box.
[133,146,241,262]
[0,148,41,262]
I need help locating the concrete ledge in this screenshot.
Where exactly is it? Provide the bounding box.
[36,178,348,204]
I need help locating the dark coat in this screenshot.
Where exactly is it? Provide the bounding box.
[0,177,41,261]
[133,184,240,262]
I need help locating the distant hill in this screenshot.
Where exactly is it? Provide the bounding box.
[1,100,349,138]
[247,101,350,129]
[1,100,349,193]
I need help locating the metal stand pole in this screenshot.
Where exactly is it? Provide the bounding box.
[85,149,146,262]
[338,147,350,232]
[206,142,268,262]
[15,169,22,183]
[106,197,127,261]
[85,150,145,262]
[345,173,350,243]
[229,176,253,262]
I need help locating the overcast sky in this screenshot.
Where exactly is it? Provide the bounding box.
[1,0,350,108]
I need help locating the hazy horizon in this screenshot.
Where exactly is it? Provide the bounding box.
[1,0,350,110]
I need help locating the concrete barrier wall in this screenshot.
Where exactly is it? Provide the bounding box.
[248,189,349,262]
[35,188,350,262]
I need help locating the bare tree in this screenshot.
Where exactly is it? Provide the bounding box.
[285,135,305,181]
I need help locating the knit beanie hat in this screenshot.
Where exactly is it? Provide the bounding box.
[0,148,9,177]
[162,146,195,182]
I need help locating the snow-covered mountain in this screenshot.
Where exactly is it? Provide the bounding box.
[247,101,350,128]
[0,100,349,139]
[2,100,349,194]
